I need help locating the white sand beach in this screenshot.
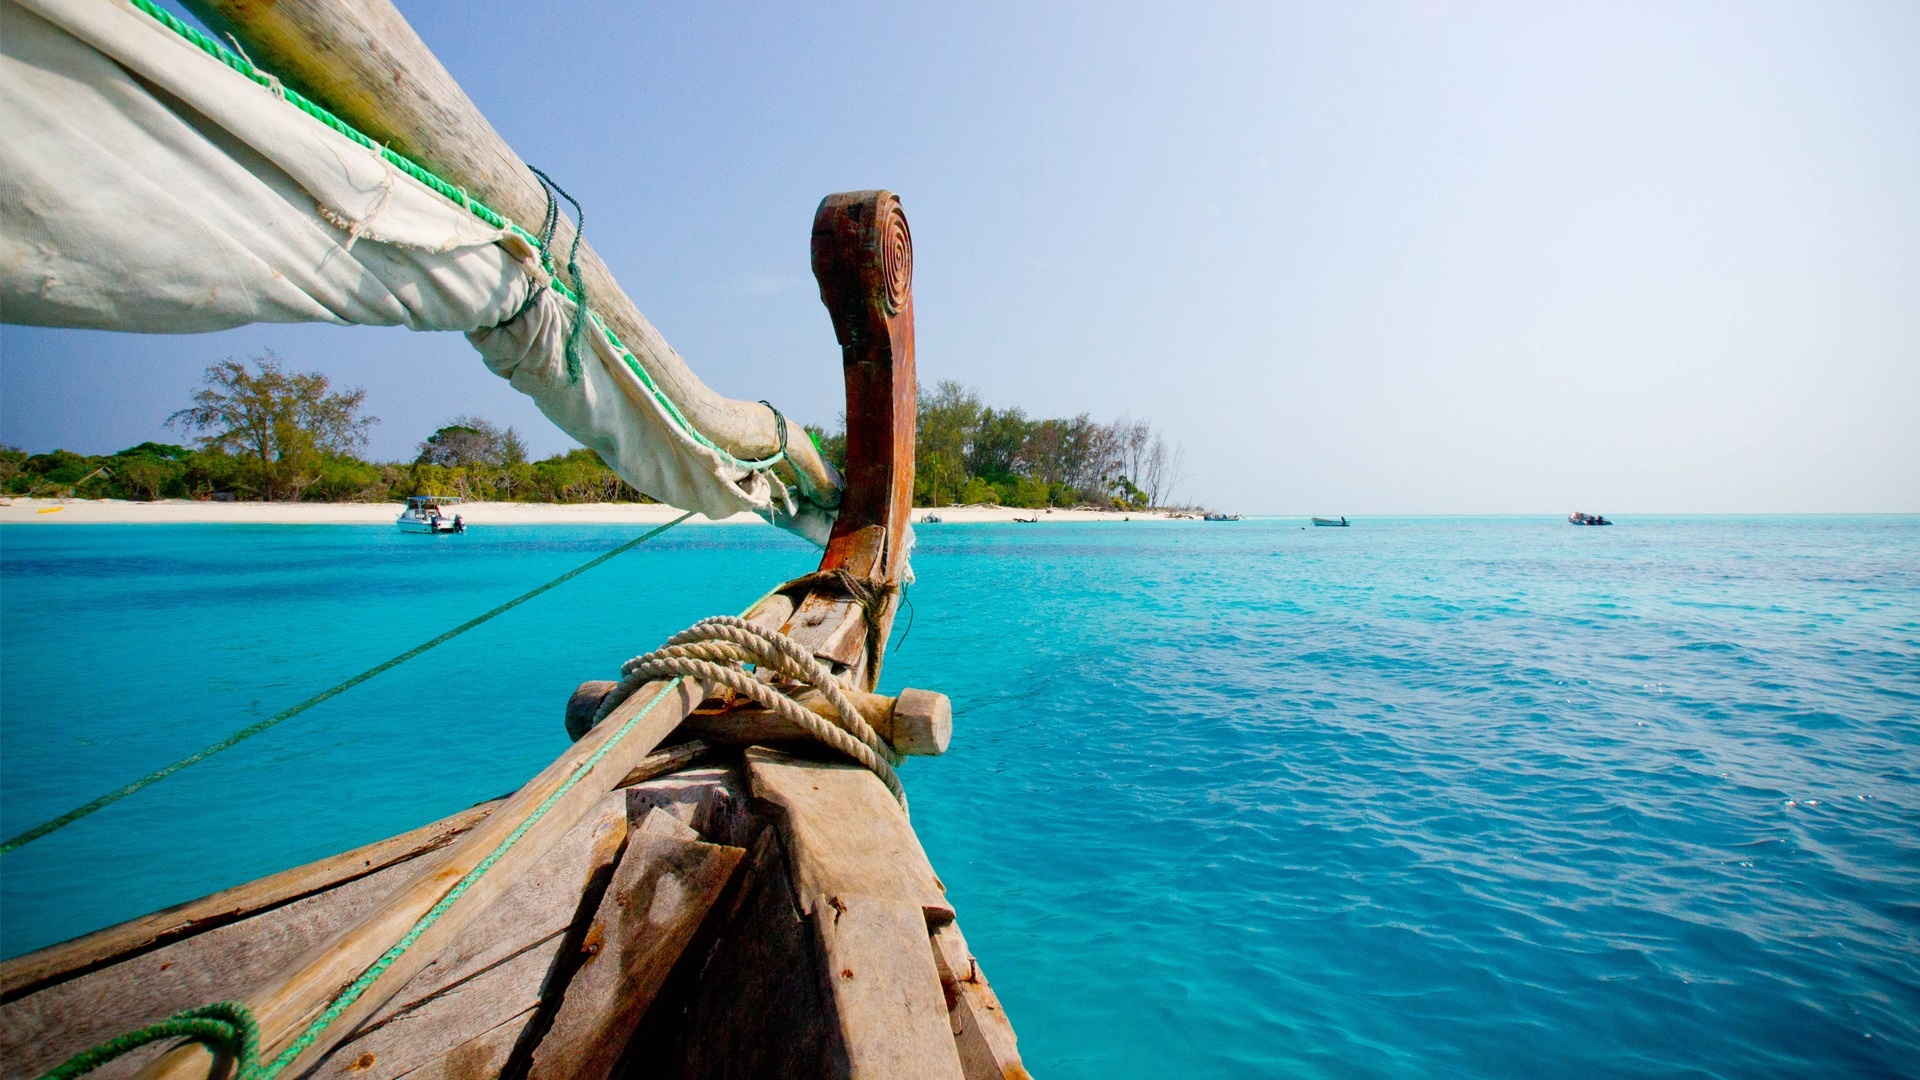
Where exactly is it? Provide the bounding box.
[0,498,1197,526]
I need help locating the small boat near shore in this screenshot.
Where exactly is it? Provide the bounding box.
[1204,512,1242,521]
[1568,512,1613,526]
[1312,516,1349,527]
[398,496,466,534]
[0,4,1028,1076]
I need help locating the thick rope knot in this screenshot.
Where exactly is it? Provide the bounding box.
[592,615,907,807]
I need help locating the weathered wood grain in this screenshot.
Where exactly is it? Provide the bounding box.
[745,747,952,925]
[683,687,951,757]
[930,923,1031,1080]
[815,894,966,1080]
[1,795,628,1080]
[781,528,888,685]
[384,1007,534,1080]
[612,739,712,788]
[3,857,414,1080]
[134,569,852,1080]
[622,825,849,1079]
[565,681,620,742]
[633,805,698,842]
[746,747,967,1077]
[810,192,916,589]
[622,764,753,848]
[0,800,499,1003]
[773,191,918,690]
[524,834,744,1080]
[137,678,706,1080]
[298,795,629,1080]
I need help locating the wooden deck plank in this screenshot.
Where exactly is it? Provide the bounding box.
[621,764,752,847]
[136,670,718,1080]
[931,923,1031,1080]
[0,800,501,1003]
[298,794,629,1080]
[524,833,743,1080]
[3,857,419,1080]
[746,748,966,1079]
[621,825,849,1079]
[816,894,966,1080]
[744,747,951,924]
[0,794,623,1080]
[389,1008,535,1080]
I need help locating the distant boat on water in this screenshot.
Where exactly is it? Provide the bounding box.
[1567,512,1613,526]
[1204,512,1242,521]
[398,495,466,534]
[1311,516,1349,527]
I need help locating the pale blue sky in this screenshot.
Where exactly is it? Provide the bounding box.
[3,0,1915,512]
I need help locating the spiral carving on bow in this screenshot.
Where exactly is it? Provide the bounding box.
[879,195,912,315]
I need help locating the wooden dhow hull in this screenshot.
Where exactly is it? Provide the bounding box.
[2,742,1026,1080]
[0,0,1027,1059]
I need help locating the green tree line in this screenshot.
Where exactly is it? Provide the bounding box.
[4,358,1185,509]
[0,441,653,504]
[1,355,651,504]
[807,380,1187,510]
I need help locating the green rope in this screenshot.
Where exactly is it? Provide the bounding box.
[526,167,588,384]
[0,512,695,855]
[39,1002,258,1080]
[121,0,786,474]
[35,678,683,1080]
[256,677,684,1079]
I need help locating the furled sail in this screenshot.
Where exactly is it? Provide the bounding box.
[0,0,835,542]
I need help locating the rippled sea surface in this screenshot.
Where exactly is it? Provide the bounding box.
[3,517,1917,1078]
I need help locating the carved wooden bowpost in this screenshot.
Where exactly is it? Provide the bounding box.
[782,191,918,689]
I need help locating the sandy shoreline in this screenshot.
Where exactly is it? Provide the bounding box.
[0,498,1196,526]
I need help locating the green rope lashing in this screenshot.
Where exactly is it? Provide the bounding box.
[759,400,789,461]
[35,674,689,1080]
[39,1002,258,1080]
[121,0,789,475]
[0,513,695,855]
[527,166,589,384]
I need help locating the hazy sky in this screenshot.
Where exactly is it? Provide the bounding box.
[3,0,1915,512]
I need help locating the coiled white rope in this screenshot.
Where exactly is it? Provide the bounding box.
[593,615,907,806]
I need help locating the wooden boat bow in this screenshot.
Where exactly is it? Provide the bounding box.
[1,191,1022,1079]
[781,191,918,690]
[0,0,1027,1071]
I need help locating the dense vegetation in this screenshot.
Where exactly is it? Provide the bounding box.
[3,358,1183,509]
[904,381,1184,509]
[805,381,1186,509]
[0,442,650,504]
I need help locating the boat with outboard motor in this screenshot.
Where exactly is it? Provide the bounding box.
[397,495,466,534]
[0,2,1026,1075]
[1312,516,1350,527]
[1568,512,1613,526]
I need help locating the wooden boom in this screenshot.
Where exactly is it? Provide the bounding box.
[177,0,842,510]
[132,193,919,1078]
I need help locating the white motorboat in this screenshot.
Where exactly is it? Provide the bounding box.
[397,495,466,534]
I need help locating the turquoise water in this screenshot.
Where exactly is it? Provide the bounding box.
[2,517,1916,1078]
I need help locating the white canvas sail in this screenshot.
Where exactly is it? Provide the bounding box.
[0,0,832,542]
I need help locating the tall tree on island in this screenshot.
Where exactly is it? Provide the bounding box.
[167,352,376,500]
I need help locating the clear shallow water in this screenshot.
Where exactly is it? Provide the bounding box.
[2,517,1916,1078]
